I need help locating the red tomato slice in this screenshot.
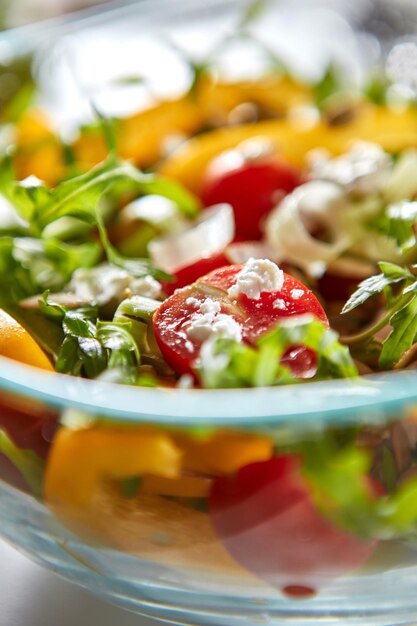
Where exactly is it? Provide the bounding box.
[201,151,303,240]
[209,456,377,591]
[153,264,327,378]
[0,394,57,492]
[161,252,230,296]
[0,393,57,459]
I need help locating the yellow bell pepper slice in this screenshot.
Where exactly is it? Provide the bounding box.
[159,104,417,193]
[0,309,54,371]
[172,431,273,475]
[72,76,312,171]
[44,426,181,512]
[13,109,66,186]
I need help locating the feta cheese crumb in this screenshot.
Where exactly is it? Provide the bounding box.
[273,298,287,310]
[309,141,392,196]
[185,297,200,307]
[228,258,284,300]
[177,374,194,389]
[198,336,230,374]
[199,299,221,315]
[69,264,162,305]
[290,288,304,300]
[69,264,132,306]
[186,298,242,343]
[130,275,162,299]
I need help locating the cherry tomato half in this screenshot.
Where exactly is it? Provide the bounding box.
[209,456,377,592]
[153,264,327,378]
[201,149,303,240]
[161,252,230,296]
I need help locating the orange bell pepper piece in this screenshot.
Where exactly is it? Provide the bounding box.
[44,426,181,512]
[0,309,54,371]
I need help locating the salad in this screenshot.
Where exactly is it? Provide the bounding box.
[3,28,417,599]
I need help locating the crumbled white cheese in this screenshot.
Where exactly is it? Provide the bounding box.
[198,336,230,374]
[69,265,130,305]
[176,374,194,389]
[69,264,161,305]
[186,298,242,343]
[309,141,392,196]
[228,258,284,300]
[199,299,221,315]
[290,288,304,300]
[185,297,200,307]
[130,275,162,299]
[273,298,287,310]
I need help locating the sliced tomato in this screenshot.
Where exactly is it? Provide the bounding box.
[161,252,230,296]
[0,393,57,459]
[201,150,303,240]
[0,393,57,493]
[209,456,377,591]
[153,264,327,378]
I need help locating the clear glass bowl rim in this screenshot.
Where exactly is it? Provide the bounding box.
[1,355,417,426]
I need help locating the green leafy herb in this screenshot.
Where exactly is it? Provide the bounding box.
[0,156,199,288]
[300,433,417,541]
[196,316,357,389]
[379,295,417,369]
[368,201,417,254]
[41,292,144,381]
[0,430,44,499]
[341,262,417,369]
[342,262,413,314]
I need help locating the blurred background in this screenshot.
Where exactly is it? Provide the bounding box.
[0,0,115,28]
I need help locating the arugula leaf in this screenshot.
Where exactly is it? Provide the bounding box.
[32,158,199,231]
[342,262,413,314]
[379,295,417,369]
[0,430,44,499]
[369,201,417,253]
[94,206,170,282]
[97,321,140,368]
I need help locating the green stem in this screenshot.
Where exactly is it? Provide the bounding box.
[340,295,414,346]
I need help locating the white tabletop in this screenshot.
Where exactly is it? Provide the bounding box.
[0,538,158,626]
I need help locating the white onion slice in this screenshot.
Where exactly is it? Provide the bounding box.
[149,203,235,273]
[265,181,349,278]
[225,241,281,265]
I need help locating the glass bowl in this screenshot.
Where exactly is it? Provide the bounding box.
[2,1,417,625]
